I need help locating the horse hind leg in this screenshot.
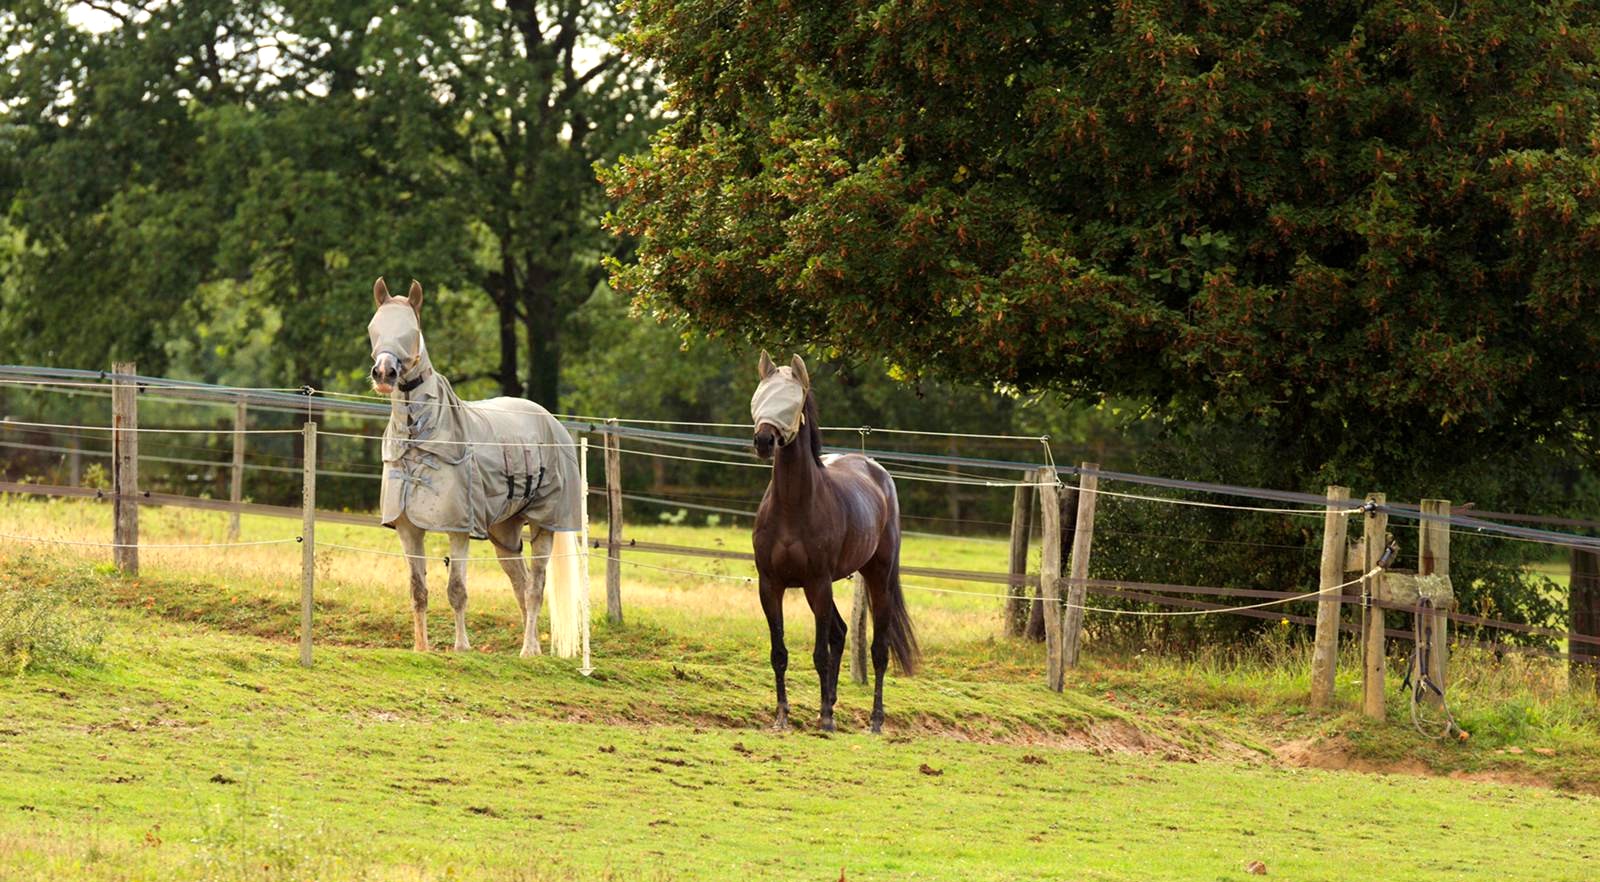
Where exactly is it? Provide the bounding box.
[860,558,894,734]
[520,528,554,657]
[447,532,472,651]
[827,598,847,711]
[396,520,430,652]
[489,520,530,621]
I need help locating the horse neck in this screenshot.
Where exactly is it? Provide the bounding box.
[388,352,440,438]
[770,395,826,506]
[771,437,824,505]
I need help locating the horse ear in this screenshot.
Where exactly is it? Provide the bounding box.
[373,277,391,308]
[406,280,423,315]
[758,350,777,380]
[789,354,811,389]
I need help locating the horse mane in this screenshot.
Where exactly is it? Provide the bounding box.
[801,390,824,469]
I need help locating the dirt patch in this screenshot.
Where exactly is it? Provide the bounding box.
[1274,735,1600,796]
[1275,735,1428,776]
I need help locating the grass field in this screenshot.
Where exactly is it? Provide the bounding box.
[2,495,1600,880]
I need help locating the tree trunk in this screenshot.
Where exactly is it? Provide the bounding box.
[521,275,561,411]
[1571,548,1600,693]
[495,293,521,397]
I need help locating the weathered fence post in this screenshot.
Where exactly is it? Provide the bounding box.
[579,436,593,675]
[1038,467,1065,691]
[1310,485,1351,709]
[604,419,623,624]
[1004,468,1036,636]
[300,420,317,668]
[1062,462,1100,669]
[1417,498,1451,691]
[228,398,247,542]
[849,573,869,685]
[111,362,138,575]
[1026,481,1075,642]
[67,437,81,487]
[1361,492,1388,720]
[1571,548,1600,693]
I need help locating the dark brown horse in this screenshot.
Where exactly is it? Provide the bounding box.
[750,352,918,733]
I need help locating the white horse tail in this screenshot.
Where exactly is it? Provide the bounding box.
[546,530,585,658]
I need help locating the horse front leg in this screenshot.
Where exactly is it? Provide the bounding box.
[397,520,430,652]
[806,580,837,732]
[447,532,472,651]
[758,574,789,730]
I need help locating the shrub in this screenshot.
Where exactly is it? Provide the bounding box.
[0,555,107,674]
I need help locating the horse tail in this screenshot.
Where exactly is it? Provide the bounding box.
[880,555,921,675]
[546,530,585,658]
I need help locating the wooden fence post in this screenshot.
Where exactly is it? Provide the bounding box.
[1004,469,1036,636]
[1038,468,1065,691]
[1310,485,1350,710]
[849,573,869,685]
[300,420,317,668]
[228,399,247,542]
[68,437,81,487]
[111,362,138,576]
[604,420,623,624]
[1417,498,1451,691]
[1361,492,1387,720]
[1062,463,1100,669]
[1571,548,1600,693]
[579,436,593,676]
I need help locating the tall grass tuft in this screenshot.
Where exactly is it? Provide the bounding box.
[0,553,107,675]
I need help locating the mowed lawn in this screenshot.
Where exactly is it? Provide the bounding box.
[3,496,1600,881]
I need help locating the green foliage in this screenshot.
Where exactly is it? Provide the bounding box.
[0,1,659,401]
[0,553,105,675]
[605,0,1600,490]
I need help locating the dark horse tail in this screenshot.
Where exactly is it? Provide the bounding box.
[880,555,921,675]
[873,473,920,675]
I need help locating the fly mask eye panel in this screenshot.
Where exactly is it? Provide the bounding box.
[368,302,424,374]
[750,366,808,444]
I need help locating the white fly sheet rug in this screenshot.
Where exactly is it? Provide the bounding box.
[379,372,582,540]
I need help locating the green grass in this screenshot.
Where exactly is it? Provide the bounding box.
[3,496,1600,880]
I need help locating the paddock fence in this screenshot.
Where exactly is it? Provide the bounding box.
[1,363,1598,716]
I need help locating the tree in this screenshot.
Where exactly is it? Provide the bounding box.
[604,0,1600,486]
[0,1,470,386]
[394,0,663,408]
[2,1,659,405]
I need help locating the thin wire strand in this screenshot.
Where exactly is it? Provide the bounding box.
[0,419,301,435]
[0,531,300,549]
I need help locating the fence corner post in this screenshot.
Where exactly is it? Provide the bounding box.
[111,361,139,576]
[1310,485,1351,710]
[1038,467,1064,690]
[300,420,317,668]
[1361,492,1388,720]
[1417,498,1451,692]
[1062,462,1100,670]
[1004,469,1036,636]
[603,419,624,625]
[849,573,869,685]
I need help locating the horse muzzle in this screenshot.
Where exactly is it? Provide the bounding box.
[371,353,400,394]
[753,424,780,460]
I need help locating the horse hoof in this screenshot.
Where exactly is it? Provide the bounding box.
[519,646,541,659]
[770,711,790,731]
[870,722,883,735]
[819,717,836,733]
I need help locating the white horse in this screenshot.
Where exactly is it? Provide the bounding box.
[367,278,585,657]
